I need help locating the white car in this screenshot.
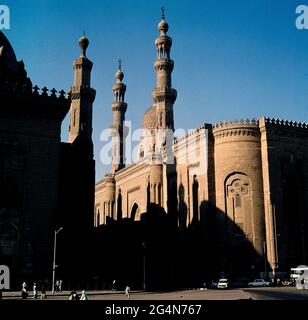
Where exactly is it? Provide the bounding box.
[217,278,229,289]
[248,279,270,287]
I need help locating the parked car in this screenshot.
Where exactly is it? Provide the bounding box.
[248,279,270,287]
[217,278,229,289]
[282,279,293,286]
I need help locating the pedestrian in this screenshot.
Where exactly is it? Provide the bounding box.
[112,279,116,291]
[40,285,47,299]
[80,290,88,300]
[59,280,62,292]
[33,283,38,299]
[21,281,28,299]
[125,285,130,299]
[55,280,59,293]
[68,291,79,300]
[22,281,27,291]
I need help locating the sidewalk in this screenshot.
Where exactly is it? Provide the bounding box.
[2,289,142,299]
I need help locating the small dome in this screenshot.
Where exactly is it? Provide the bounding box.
[115,69,124,81]
[142,105,157,130]
[79,35,89,56]
[158,19,169,34]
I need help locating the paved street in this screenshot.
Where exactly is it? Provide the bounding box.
[2,287,308,300]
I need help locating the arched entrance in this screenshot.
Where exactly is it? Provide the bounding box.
[131,203,140,221]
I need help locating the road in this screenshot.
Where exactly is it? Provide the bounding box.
[2,287,308,300]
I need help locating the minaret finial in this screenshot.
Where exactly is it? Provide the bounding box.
[161,7,165,20]
[115,58,124,83]
[79,33,89,57]
[83,30,86,37]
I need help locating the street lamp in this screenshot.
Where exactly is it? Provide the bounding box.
[52,227,63,294]
[142,242,146,291]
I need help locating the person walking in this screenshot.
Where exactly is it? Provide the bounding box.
[40,285,47,299]
[21,281,28,299]
[125,285,130,299]
[80,290,88,300]
[55,280,59,293]
[33,283,38,299]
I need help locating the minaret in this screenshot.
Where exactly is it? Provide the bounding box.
[68,35,96,143]
[152,7,177,131]
[111,59,128,172]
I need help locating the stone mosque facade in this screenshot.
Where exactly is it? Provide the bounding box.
[95,13,308,276]
[1,10,308,285]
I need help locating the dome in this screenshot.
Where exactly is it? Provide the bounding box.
[158,19,169,34]
[115,69,124,81]
[79,35,89,56]
[0,31,19,74]
[142,105,157,130]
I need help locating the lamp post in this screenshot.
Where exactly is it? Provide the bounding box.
[52,227,63,294]
[142,242,146,290]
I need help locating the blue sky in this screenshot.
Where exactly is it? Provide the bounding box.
[3,0,308,180]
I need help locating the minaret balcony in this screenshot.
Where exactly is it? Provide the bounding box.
[152,86,177,104]
[154,59,174,71]
[69,85,96,102]
[112,101,127,112]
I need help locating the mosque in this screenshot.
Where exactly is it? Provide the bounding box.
[95,11,308,279]
[0,9,308,287]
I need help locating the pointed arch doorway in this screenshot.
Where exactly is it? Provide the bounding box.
[131,203,140,221]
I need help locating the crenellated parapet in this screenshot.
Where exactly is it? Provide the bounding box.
[259,117,308,139]
[213,118,259,140]
[32,85,68,99]
[261,117,308,129]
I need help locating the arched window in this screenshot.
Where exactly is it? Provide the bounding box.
[225,173,251,233]
[73,109,76,126]
[117,190,123,220]
[192,175,199,222]
[97,209,100,226]
[131,203,139,221]
[158,184,162,206]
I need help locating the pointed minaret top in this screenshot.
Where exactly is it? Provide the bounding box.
[158,7,169,35]
[79,33,89,58]
[115,58,124,83]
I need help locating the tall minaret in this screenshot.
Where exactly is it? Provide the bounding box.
[111,59,128,172]
[68,35,96,143]
[152,7,177,132]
